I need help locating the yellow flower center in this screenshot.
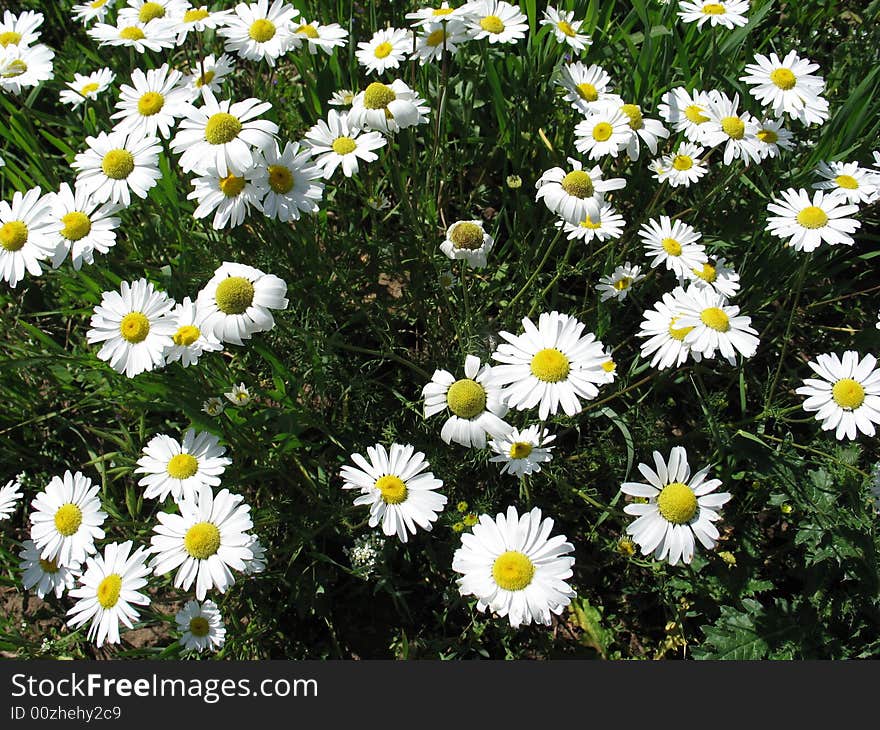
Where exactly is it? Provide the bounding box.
[363,81,396,110]
[480,15,505,34]
[796,206,829,229]
[184,522,221,559]
[167,453,199,480]
[576,82,598,102]
[373,41,393,59]
[204,112,242,145]
[701,3,726,14]
[602,359,616,372]
[90,0,108,7]
[530,348,570,383]
[184,8,210,22]
[0,31,22,47]
[219,173,246,198]
[621,103,644,130]
[492,551,535,591]
[1,59,26,77]
[592,121,613,142]
[195,70,215,88]
[579,216,602,229]
[614,277,632,291]
[138,2,165,22]
[173,324,201,347]
[832,378,865,410]
[120,26,146,41]
[657,482,698,524]
[249,18,276,42]
[96,574,122,609]
[757,128,778,144]
[446,378,487,418]
[137,91,164,116]
[661,237,682,256]
[54,503,83,537]
[259,165,291,195]
[189,616,211,637]
[60,211,92,241]
[296,23,319,38]
[39,558,59,574]
[668,316,694,341]
[560,170,593,198]
[509,441,533,459]
[835,174,859,190]
[672,154,693,171]
[684,104,709,124]
[433,7,454,15]
[700,306,730,332]
[331,136,357,156]
[693,262,717,282]
[0,220,28,251]
[770,67,796,90]
[449,222,484,250]
[374,475,408,505]
[119,311,151,343]
[721,116,745,140]
[101,149,135,180]
[426,29,446,47]
[215,276,255,314]
[80,82,100,96]
[557,20,576,37]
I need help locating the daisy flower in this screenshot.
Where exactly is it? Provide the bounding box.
[412,22,467,65]
[202,397,225,416]
[639,215,707,279]
[452,505,575,628]
[490,311,611,420]
[686,257,740,298]
[224,382,251,405]
[59,68,115,108]
[658,87,714,142]
[183,54,235,100]
[0,478,22,521]
[653,142,708,188]
[348,79,430,134]
[756,118,795,159]
[47,182,122,271]
[66,541,151,647]
[540,6,591,51]
[110,63,190,140]
[328,88,356,107]
[813,161,879,205]
[463,0,528,45]
[488,426,556,478]
[0,186,56,288]
[558,201,626,243]
[196,261,288,346]
[19,539,80,599]
[536,157,626,224]
[255,140,323,223]
[766,188,861,252]
[0,9,43,48]
[72,0,116,25]
[701,92,761,166]
[117,0,189,26]
[0,43,54,95]
[88,19,177,53]
[677,0,749,29]
[29,471,106,567]
[622,446,731,566]
[340,443,447,543]
[162,296,223,367]
[305,109,386,179]
[86,278,176,378]
[573,104,633,160]
[171,89,278,177]
[218,0,298,67]
[176,599,226,653]
[796,352,880,441]
[556,62,618,116]
[739,50,828,126]
[149,485,254,600]
[637,290,702,370]
[596,262,645,302]
[405,2,465,28]
[673,285,759,365]
[355,27,411,75]
[72,129,162,206]
[187,162,267,230]
[422,354,511,449]
[290,19,348,55]
[439,219,495,269]
[170,5,234,44]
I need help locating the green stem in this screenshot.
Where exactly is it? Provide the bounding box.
[764,256,809,412]
[502,227,564,319]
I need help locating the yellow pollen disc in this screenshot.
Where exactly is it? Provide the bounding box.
[426,29,446,47]
[661,237,682,256]
[557,20,576,37]
[700,306,730,332]
[137,91,164,116]
[602,359,616,372]
[331,136,357,156]
[204,112,242,145]
[119,311,151,343]
[796,206,828,229]
[433,7,454,15]
[592,121,613,142]
[835,174,859,190]
[576,82,598,102]
[832,378,865,410]
[770,67,796,90]
[96,574,122,609]
[219,173,246,198]
[0,220,28,251]
[120,26,146,41]
[579,216,602,229]
[446,378,487,418]
[373,41,393,59]
[363,81,396,110]
[668,316,694,341]
[54,503,83,537]
[509,441,533,459]
[173,324,201,347]
[138,2,165,22]
[621,103,644,130]
[1,59,27,78]
[195,70,215,88]
[721,116,745,140]
[492,551,535,591]
[39,558,59,574]
[375,475,408,505]
[80,82,100,96]
[693,262,717,282]
[184,8,210,22]
[0,31,22,47]
[480,15,505,34]
[449,222,484,250]
[684,104,709,124]
[167,453,199,480]
[60,211,92,241]
[614,277,632,291]
[560,170,593,198]
[263,164,292,194]
[249,18,276,42]
[530,348,570,383]
[90,0,108,7]
[189,616,210,637]
[296,23,319,38]
[215,276,255,315]
[757,128,778,144]
[184,522,221,559]
[673,154,693,171]
[101,148,135,180]
[657,482,698,524]
[702,3,726,14]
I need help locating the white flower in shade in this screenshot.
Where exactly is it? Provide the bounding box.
[488,426,556,478]
[673,285,759,364]
[170,5,234,44]
[685,257,740,298]
[700,92,761,166]
[0,43,54,95]
[176,599,226,653]
[224,382,251,405]
[88,20,177,53]
[558,201,626,243]
[348,79,430,134]
[490,311,611,420]
[574,104,633,160]
[72,0,115,25]
[66,541,150,647]
[618,103,669,161]
[48,182,122,271]
[766,188,860,252]
[218,0,298,66]
[340,443,447,543]
[290,19,348,55]
[652,142,708,188]
[596,262,645,302]
[452,505,575,628]
[405,2,466,28]
[188,162,267,230]
[86,278,176,378]
[677,0,749,29]
[242,534,266,574]
[0,479,23,520]
[72,129,162,206]
[117,0,189,26]
[412,21,467,64]
[196,261,288,346]
[305,109,386,179]
[59,68,115,108]
[422,354,511,449]
[463,0,528,44]
[256,140,323,223]
[29,471,106,567]
[637,290,702,370]
[202,396,225,416]
[796,352,880,441]
[163,296,223,367]
[540,6,591,51]
[355,27,411,75]
[328,88,356,107]
[149,485,254,600]
[135,428,231,503]
[0,9,44,48]
[556,62,619,116]
[813,161,879,205]
[0,186,55,288]
[440,219,494,269]
[536,157,626,224]
[19,539,80,599]
[183,54,235,100]
[739,50,828,126]
[639,215,707,279]
[755,118,794,159]
[171,89,278,176]
[658,87,714,142]
[622,447,731,566]
[111,63,189,140]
